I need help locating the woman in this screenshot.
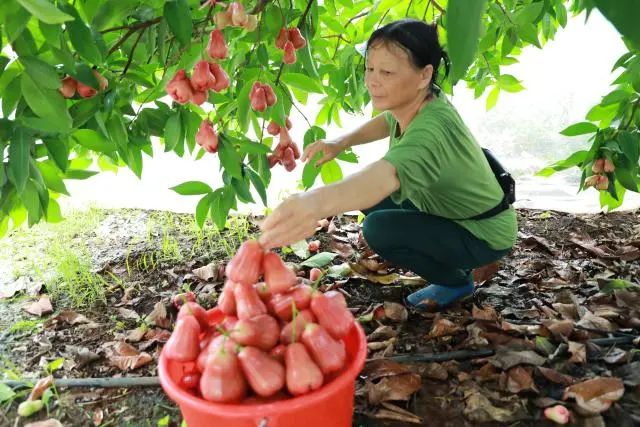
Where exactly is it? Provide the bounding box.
[259,19,517,311]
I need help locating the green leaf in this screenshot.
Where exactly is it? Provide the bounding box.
[0,383,16,403]
[218,137,243,180]
[514,2,544,26]
[536,150,590,176]
[486,86,500,110]
[20,74,72,129]
[107,115,129,153]
[16,0,74,24]
[8,128,31,193]
[164,112,182,152]
[45,197,63,223]
[236,140,271,155]
[601,89,632,106]
[593,0,640,48]
[320,159,343,184]
[497,74,525,92]
[60,5,103,65]
[72,129,115,153]
[21,180,42,226]
[301,252,338,268]
[38,162,68,195]
[561,122,600,137]
[246,167,267,206]
[618,132,639,164]
[170,181,213,195]
[3,3,31,42]
[616,168,638,192]
[64,169,99,180]
[164,0,192,47]
[19,56,60,90]
[2,75,22,117]
[599,278,636,293]
[195,193,213,229]
[517,23,541,48]
[236,81,253,133]
[446,0,488,83]
[44,138,69,172]
[280,73,324,94]
[47,357,64,372]
[231,176,254,203]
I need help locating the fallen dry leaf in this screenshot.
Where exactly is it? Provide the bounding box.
[125,327,147,343]
[568,341,587,364]
[366,373,422,405]
[193,262,224,281]
[383,302,408,323]
[616,245,640,261]
[24,295,53,316]
[107,342,152,371]
[368,338,396,351]
[500,321,542,336]
[603,348,628,365]
[472,304,498,321]
[521,235,560,256]
[569,236,617,259]
[576,312,615,332]
[367,325,397,342]
[472,363,500,383]
[28,376,53,401]
[419,363,448,381]
[24,420,63,427]
[374,403,423,424]
[362,359,412,381]
[537,367,576,386]
[490,349,546,370]
[329,240,355,259]
[116,307,140,321]
[43,310,90,329]
[473,262,500,284]
[504,366,538,394]
[563,377,624,414]
[542,319,574,339]
[146,302,170,328]
[348,262,400,285]
[465,322,489,347]
[464,388,527,423]
[428,318,462,338]
[552,303,579,320]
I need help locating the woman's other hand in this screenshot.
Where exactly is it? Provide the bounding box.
[259,193,320,250]
[301,138,345,167]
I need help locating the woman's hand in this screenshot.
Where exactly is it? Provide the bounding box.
[258,193,320,250]
[301,138,346,167]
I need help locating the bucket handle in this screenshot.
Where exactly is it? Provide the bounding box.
[257,418,269,427]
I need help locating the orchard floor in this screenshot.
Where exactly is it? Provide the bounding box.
[1,207,639,427]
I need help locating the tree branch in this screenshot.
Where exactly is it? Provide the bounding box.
[101,17,163,34]
[121,28,146,77]
[250,0,270,15]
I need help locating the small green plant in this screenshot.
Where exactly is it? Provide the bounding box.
[8,319,42,335]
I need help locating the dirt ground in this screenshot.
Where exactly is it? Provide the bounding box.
[1,207,639,426]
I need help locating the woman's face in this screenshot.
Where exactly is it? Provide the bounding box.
[364,41,433,111]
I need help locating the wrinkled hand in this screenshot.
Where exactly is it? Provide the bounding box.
[259,194,320,250]
[301,139,344,167]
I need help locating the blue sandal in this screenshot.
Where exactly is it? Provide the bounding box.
[405,281,475,311]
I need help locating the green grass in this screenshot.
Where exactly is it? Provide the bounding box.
[8,319,42,335]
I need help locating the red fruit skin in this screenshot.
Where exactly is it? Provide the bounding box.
[285,342,323,396]
[166,70,193,104]
[308,240,320,253]
[209,63,230,92]
[288,27,307,49]
[603,159,615,173]
[282,147,296,171]
[220,315,238,333]
[275,27,288,49]
[269,344,286,364]
[262,84,277,106]
[238,347,286,397]
[251,87,267,112]
[200,348,247,403]
[164,316,201,362]
[229,1,248,26]
[226,240,264,285]
[283,40,297,64]
[324,290,347,307]
[309,267,322,282]
[172,291,196,309]
[177,301,209,330]
[180,372,201,389]
[267,121,281,136]
[592,158,605,174]
[230,314,280,350]
[218,281,237,315]
[310,292,354,339]
[196,120,218,153]
[76,81,97,98]
[197,335,237,372]
[289,285,313,310]
[254,282,272,302]
[93,70,108,90]
[207,29,228,59]
[280,309,316,344]
[262,251,297,294]
[234,282,268,320]
[59,76,77,98]
[301,323,346,375]
[191,60,216,91]
[267,154,280,169]
[290,142,301,160]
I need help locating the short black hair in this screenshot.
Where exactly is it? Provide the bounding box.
[366,19,450,93]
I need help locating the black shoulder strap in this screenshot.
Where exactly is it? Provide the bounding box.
[467,148,516,220]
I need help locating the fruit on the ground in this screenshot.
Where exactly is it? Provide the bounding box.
[230,314,280,350]
[309,267,322,282]
[285,342,323,395]
[238,346,286,397]
[544,405,570,424]
[17,399,44,417]
[308,240,320,253]
[172,291,196,309]
[283,41,297,64]
[59,76,77,98]
[200,346,247,402]
[218,280,237,315]
[310,292,354,339]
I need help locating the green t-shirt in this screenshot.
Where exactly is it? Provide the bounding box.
[382,96,517,250]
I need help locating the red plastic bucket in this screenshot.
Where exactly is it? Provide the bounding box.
[159,308,367,427]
